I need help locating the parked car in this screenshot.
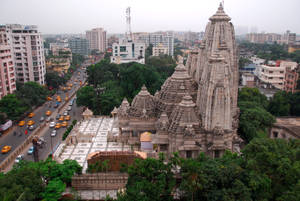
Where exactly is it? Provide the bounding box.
[40,116,45,122]
[15,154,24,163]
[28,146,34,155]
[49,121,56,128]
[51,130,57,137]
[63,111,68,116]
[56,114,60,120]
[67,106,72,111]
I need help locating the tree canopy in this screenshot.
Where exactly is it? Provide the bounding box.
[0,158,82,201]
[80,57,176,115]
[117,138,300,201]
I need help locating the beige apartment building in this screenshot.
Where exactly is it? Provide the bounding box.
[6,24,46,85]
[152,44,168,56]
[86,28,106,53]
[0,25,16,99]
[256,65,285,89]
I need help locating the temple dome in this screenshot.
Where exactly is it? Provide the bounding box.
[128,85,156,118]
[168,94,200,134]
[155,58,197,117]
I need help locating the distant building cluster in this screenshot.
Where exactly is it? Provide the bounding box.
[0,24,46,99]
[240,56,299,97]
[245,30,300,53]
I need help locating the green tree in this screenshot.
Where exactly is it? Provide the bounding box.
[41,179,65,201]
[180,152,251,201]
[0,94,29,120]
[117,153,176,201]
[268,91,291,116]
[16,82,49,107]
[76,86,96,110]
[238,101,275,142]
[45,72,65,89]
[242,138,300,201]
[238,87,269,109]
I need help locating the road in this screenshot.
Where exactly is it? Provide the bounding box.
[0,67,87,163]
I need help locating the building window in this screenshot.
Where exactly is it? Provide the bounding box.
[282,133,286,138]
[186,151,192,158]
[280,71,284,73]
[269,71,273,73]
[273,131,278,138]
[214,150,220,158]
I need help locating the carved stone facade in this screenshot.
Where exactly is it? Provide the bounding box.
[116,4,242,158]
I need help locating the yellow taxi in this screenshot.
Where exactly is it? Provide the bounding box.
[57,98,61,102]
[28,113,35,118]
[65,115,71,121]
[61,121,68,127]
[47,96,52,101]
[68,83,73,87]
[1,146,11,154]
[56,95,61,100]
[67,87,71,90]
[55,123,61,129]
[27,120,35,126]
[79,81,82,86]
[59,116,64,121]
[45,110,52,116]
[18,121,25,127]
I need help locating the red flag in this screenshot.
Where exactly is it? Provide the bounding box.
[25,130,28,135]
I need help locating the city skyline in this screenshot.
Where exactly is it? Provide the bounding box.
[1,0,300,35]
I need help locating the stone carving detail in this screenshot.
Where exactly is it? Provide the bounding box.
[116,4,242,158]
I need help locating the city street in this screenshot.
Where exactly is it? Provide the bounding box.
[0,67,86,163]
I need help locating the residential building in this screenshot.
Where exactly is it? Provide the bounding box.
[111,38,145,64]
[0,25,16,99]
[134,32,174,56]
[241,73,255,87]
[86,28,106,53]
[280,61,299,93]
[152,43,168,56]
[269,117,300,140]
[68,37,89,56]
[256,64,285,89]
[6,24,46,85]
[288,41,300,53]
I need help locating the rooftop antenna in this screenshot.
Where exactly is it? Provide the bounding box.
[222,0,224,8]
[126,7,133,42]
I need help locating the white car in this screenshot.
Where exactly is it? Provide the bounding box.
[15,154,24,163]
[63,111,68,116]
[49,121,56,128]
[51,130,57,137]
[67,106,72,111]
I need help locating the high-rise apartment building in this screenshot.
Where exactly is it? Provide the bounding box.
[86,28,106,53]
[135,32,174,56]
[5,24,46,85]
[69,38,89,56]
[0,25,16,99]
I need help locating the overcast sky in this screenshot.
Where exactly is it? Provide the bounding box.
[1,0,300,35]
